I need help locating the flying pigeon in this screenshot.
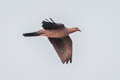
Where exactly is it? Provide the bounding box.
[23,18,81,64]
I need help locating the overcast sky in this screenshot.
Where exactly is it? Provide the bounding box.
[0,0,119,80]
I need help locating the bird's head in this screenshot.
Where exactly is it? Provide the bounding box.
[67,27,81,34]
[72,27,81,32]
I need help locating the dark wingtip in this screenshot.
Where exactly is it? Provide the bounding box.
[70,57,72,63]
[66,59,69,64]
[61,58,72,64]
[61,61,65,64]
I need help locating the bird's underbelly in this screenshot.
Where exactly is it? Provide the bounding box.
[44,30,67,38]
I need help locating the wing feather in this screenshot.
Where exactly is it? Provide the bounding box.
[48,36,72,64]
[42,20,65,29]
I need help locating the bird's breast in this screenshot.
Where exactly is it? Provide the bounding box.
[44,29,68,38]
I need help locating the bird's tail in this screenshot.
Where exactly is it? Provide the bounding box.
[23,32,40,37]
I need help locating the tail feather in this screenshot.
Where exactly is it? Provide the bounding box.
[23,32,40,37]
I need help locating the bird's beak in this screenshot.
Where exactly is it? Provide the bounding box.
[78,29,81,32]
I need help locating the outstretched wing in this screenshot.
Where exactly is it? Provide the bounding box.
[48,36,72,64]
[42,18,65,29]
[42,19,72,64]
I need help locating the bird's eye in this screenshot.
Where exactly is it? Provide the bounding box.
[76,28,78,30]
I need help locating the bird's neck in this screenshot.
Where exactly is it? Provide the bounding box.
[67,28,76,34]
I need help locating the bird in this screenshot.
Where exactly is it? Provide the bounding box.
[23,18,81,64]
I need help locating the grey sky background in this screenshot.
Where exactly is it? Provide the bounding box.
[0,0,118,80]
